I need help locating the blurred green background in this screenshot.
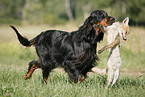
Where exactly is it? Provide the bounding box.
[0,0,145,26]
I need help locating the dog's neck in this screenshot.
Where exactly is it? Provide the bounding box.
[76,23,97,44]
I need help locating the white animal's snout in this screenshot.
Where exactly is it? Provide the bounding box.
[120,30,127,41]
[123,36,127,41]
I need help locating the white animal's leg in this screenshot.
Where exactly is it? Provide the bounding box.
[106,68,114,88]
[111,69,120,86]
[91,67,107,75]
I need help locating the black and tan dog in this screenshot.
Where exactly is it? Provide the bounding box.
[10,10,115,83]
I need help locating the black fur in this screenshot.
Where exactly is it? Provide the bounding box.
[10,10,115,83]
[10,25,31,46]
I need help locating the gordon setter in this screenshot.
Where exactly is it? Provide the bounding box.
[10,10,115,83]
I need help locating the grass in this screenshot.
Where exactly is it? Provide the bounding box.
[0,68,145,97]
[0,24,145,96]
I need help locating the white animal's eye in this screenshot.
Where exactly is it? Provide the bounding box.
[125,32,127,35]
[125,31,129,35]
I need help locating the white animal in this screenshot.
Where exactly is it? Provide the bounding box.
[97,17,130,88]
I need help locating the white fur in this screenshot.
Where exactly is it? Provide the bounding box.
[106,22,122,87]
[105,17,129,88]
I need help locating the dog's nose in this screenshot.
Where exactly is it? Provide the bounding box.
[110,17,115,21]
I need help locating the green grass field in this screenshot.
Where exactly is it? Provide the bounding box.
[0,24,145,97]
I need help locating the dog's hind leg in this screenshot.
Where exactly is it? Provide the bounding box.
[106,68,114,88]
[24,60,41,80]
[111,69,119,86]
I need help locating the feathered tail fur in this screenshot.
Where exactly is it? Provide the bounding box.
[10,25,35,46]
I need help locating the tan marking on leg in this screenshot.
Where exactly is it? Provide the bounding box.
[79,74,85,82]
[24,65,40,80]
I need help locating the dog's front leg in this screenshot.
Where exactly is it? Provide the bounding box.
[64,60,85,83]
[98,34,119,54]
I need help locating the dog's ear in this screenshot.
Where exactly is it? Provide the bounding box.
[78,16,99,44]
[84,16,95,25]
[123,17,129,26]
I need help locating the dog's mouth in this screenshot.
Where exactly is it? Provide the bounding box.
[107,16,115,25]
[93,17,115,35]
[93,24,105,35]
[93,24,104,33]
[98,17,115,27]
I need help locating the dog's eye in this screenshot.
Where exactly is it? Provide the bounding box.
[99,12,103,16]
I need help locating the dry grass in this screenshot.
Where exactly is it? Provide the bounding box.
[122,27,145,53]
[1,24,145,53]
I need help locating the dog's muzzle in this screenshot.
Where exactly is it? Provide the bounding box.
[108,16,115,25]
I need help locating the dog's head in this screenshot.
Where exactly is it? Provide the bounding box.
[91,10,115,42]
[119,17,130,41]
[79,10,115,44]
[90,10,115,26]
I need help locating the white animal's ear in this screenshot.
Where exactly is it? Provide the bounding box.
[123,17,129,25]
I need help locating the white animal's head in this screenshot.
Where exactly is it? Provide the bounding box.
[119,17,130,41]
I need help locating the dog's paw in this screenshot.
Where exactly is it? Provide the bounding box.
[24,75,28,80]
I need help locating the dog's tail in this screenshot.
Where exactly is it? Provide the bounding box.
[10,25,35,47]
